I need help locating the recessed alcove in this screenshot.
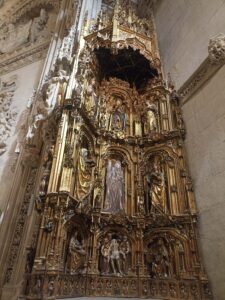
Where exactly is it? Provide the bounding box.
[94,46,158,90]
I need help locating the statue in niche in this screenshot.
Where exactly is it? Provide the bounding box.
[119,235,131,274]
[144,102,157,134]
[103,159,125,213]
[112,110,122,130]
[85,78,98,118]
[43,68,69,114]
[109,238,123,276]
[94,189,102,209]
[177,241,186,272]
[99,234,131,276]
[111,97,126,131]
[146,238,172,278]
[75,145,95,200]
[67,231,86,274]
[145,158,166,213]
[30,9,49,43]
[99,235,111,275]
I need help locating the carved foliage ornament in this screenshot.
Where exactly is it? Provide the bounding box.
[0,75,17,155]
[208,33,225,64]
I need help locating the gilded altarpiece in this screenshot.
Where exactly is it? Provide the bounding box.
[23,1,212,299]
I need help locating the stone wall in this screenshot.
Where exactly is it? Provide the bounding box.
[154,0,225,88]
[0,60,44,220]
[152,1,225,299]
[182,65,225,300]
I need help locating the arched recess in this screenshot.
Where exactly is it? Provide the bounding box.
[142,146,184,215]
[95,226,136,276]
[144,228,192,279]
[143,85,171,132]
[63,216,90,275]
[101,146,134,215]
[99,78,139,136]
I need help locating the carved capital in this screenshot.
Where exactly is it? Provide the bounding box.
[208,33,225,64]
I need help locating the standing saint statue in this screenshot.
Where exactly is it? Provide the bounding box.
[144,102,158,134]
[99,236,111,274]
[75,146,95,200]
[67,231,86,274]
[109,239,123,276]
[120,236,131,274]
[146,160,166,212]
[103,160,125,213]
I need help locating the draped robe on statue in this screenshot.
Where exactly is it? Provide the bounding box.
[75,148,92,200]
[103,160,125,213]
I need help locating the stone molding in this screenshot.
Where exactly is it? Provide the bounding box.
[0,41,49,76]
[179,33,225,104]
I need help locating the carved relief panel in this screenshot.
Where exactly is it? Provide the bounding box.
[0,75,17,155]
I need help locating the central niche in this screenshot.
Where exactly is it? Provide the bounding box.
[94,46,158,90]
[103,159,125,213]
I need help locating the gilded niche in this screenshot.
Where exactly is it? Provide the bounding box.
[98,232,132,276]
[103,159,125,213]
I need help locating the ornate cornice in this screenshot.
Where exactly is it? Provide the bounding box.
[179,33,225,104]
[0,40,50,75]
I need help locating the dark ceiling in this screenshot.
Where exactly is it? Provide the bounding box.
[94,47,158,90]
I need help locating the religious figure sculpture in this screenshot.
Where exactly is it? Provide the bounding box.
[99,236,111,275]
[144,102,157,134]
[146,160,166,213]
[99,234,131,276]
[177,241,186,272]
[119,236,131,275]
[43,68,69,114]
[112,110,122,130]
[85,78,98,118]
[111,98,126,132]
[67,231,86,274]
[30,9,49,43]
[109,239,123,276]
[103,160,125,213]
[75,146,95,200]
[146,238,171,278]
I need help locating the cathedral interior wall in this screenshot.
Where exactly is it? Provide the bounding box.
[182,66,225,300]
[154,0,225,88]
[153,1,225,299]
[0,0,221,299]
[0,60,45,220]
